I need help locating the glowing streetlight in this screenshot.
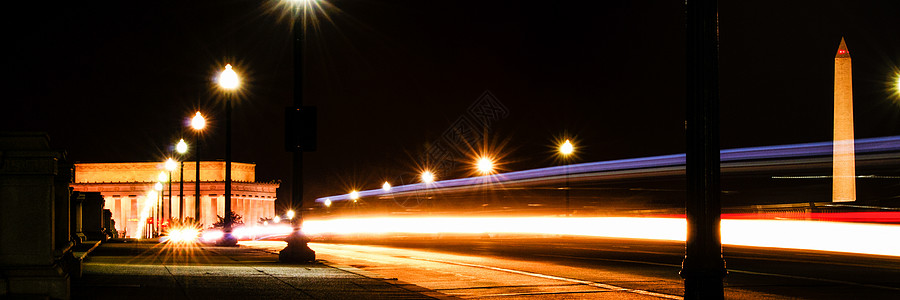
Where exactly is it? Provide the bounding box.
[286,210,295,219]
[216,64,241,246]
[894,73,900,97]
[476,156,495,175]
[191,112,206,131]
[157,172,168,183]
[273,216,281,223]
[176,139,188,154]
[164,158,177,172]
[382,181,392,192]
[349,190,360,202]
[218,64,240,90]
[421,170,435,184]
[559,139,574,156]
[324,199,332,208]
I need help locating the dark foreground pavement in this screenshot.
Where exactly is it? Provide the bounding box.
[72,240,451,299]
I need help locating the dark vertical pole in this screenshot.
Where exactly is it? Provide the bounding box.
[219,96,237,246]
[294,14,303,226]
[179,160,184,221]
[280,8,316,262]
[168,170,172,225]
[292,13,304,233]
[564,164,570,217]
[681,0,726,298]
[226,101,232,230]
[195,137,201,222]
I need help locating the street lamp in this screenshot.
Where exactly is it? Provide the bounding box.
[176,139,188,221]
[559,139,574,217]
[382,181,391,192]
[421,170,435,184]
[217,63,240,246]
[476,156,495,176]
[280,0,319,263]
[286,209,295,219]
[349,190,360,203]
[191,112,205,223]
[894,72,900,97]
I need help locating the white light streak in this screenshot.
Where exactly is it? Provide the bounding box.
[300,217,900,257]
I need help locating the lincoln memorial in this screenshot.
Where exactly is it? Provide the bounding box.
[70,161,278,238]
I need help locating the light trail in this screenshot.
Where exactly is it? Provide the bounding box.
[300,216,900,257]
[316,135,900,203]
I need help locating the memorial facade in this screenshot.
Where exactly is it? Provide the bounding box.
[70,161,278,238]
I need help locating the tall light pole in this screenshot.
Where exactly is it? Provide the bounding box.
[176,139,188,221]
[165,158,176,227]
[154,181,163,236]
[280,0,317,263]
[191,112,206,223]
[217,63,240,246]
[559,139,574,217]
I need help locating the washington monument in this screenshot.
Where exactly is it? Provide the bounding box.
[833,37,856,202]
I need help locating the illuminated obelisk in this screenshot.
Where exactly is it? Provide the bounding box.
[832,37,856,202]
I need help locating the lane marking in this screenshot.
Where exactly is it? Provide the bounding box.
[412,257,683,299]
[478,290,615,297]
[540,254,900,291]
[536,253,682,268]
[554,244,900,270]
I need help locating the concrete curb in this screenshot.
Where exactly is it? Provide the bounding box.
[74,240,103,260]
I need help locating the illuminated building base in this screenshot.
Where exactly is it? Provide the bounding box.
[70,161,279,237]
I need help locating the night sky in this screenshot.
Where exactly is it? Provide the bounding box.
[5,0,899,211]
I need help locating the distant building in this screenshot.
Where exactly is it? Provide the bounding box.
[70,161,278,238]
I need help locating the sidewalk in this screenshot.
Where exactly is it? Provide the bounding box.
[72,240,452,299]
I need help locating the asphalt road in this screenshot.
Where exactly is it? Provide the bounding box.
[242,236,900,299]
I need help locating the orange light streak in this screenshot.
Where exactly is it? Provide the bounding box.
[301,217,900,257]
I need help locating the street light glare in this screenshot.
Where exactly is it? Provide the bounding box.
[324,199,332,207]
[155,182,163,191]
[191,112,206,130]
[382,182,391,192]
[176,139,188,154]
[476,157,495,175]
[218,64,240,90]
[286,210,295,219]
[158,171,168,183]
[165,158,177,171]
[421,170,435,184]
[895,73,900,96]
[560,139,574,156]
[349,190,360,201]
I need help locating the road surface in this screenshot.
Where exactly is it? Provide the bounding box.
[243,237,900,299]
